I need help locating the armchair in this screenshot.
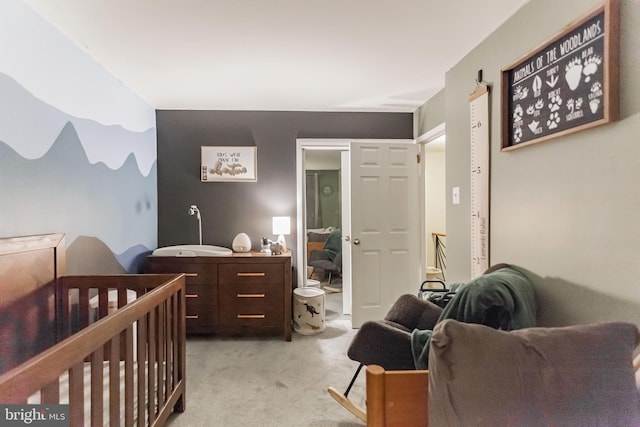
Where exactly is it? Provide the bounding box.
[331,264,640,426]
[308,251,342,284]
[308,228,342,286]
[347,294,442,371]
[328,294,442,421]
[329,263,537,421]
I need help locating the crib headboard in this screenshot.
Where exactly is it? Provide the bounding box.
[0,233,65,307]
[0,233,66,373]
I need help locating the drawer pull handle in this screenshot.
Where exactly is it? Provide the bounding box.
[185,273,199,277]
[237,272,266,277]
[237,314,265,319]
[186,294,198,298]
[185,315,199,319]
[237,293,265,298]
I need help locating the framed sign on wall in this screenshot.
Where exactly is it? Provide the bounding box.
[201,146,257,182]
[501,0,619,151]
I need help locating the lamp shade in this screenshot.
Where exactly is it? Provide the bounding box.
[272,216,291,235]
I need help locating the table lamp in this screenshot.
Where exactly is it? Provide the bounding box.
[272,216,291,252]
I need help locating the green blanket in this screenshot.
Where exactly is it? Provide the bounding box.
[411,265,536,369]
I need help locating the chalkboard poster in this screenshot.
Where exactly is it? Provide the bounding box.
[501,0,618,150]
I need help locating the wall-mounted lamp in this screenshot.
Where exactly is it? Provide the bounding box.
[272,216,291,252]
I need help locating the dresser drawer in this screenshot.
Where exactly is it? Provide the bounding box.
[185,310,215,333]
[219,281,283,298]
[218,286,281,306]
[218,298,283,327]
[219,263,283,285]
[185,284,216,307]
[146,261,217,285]
[184,284,214,332]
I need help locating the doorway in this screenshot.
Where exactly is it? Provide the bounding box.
[418,124,447,280]
[296,138,421,326]
[296,139,351,317]
[305,150,346,319]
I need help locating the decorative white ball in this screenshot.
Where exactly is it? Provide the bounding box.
[232,233,252,252]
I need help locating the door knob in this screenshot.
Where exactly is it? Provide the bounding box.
[353,238,360,245]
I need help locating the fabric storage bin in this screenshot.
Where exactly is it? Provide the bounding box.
[293,287,325,335]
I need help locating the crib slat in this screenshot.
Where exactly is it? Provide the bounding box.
[165,298,173,394]
[117,287,128,310]
[137,314,148,427]
[57,284,70,339]
[98,288,109,320]
[172,293,179,391]
[69,362,84,426]
[148,308,157,420]
[109,334,120,427]
[41,378,60,404]
[177,285,186,412]
[124,325,135,427]
[91,345,104,426]
[56,282,73,341]
[78,288,90,331]
[157,302,166,406]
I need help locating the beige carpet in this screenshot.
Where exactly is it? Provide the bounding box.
[165,292,365,427]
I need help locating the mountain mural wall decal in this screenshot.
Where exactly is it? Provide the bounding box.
[0,83,157,274]
[0,72,156,176]
[66,236,128,275]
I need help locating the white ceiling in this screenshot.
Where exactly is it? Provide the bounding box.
[22,0,529,112]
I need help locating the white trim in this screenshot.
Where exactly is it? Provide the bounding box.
[296,137,417,318]
[416,122,445,143]
[296,138,351,149]
[340,151,352,315]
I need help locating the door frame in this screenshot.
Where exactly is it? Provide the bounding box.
[296,138,419,318]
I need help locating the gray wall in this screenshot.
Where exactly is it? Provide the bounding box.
[156,110,413,282]
[414,88,445,137]
[417,0,640,326]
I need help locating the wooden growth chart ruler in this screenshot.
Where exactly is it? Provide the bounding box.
[469,81,490,278]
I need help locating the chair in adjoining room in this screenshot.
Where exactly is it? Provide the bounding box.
[328,263,537,422]
[308,228,342,288]
[309,252,342,286]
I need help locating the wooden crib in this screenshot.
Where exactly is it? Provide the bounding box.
[0,233,186,426]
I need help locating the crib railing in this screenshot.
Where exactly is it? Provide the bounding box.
[0,273,186,427]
